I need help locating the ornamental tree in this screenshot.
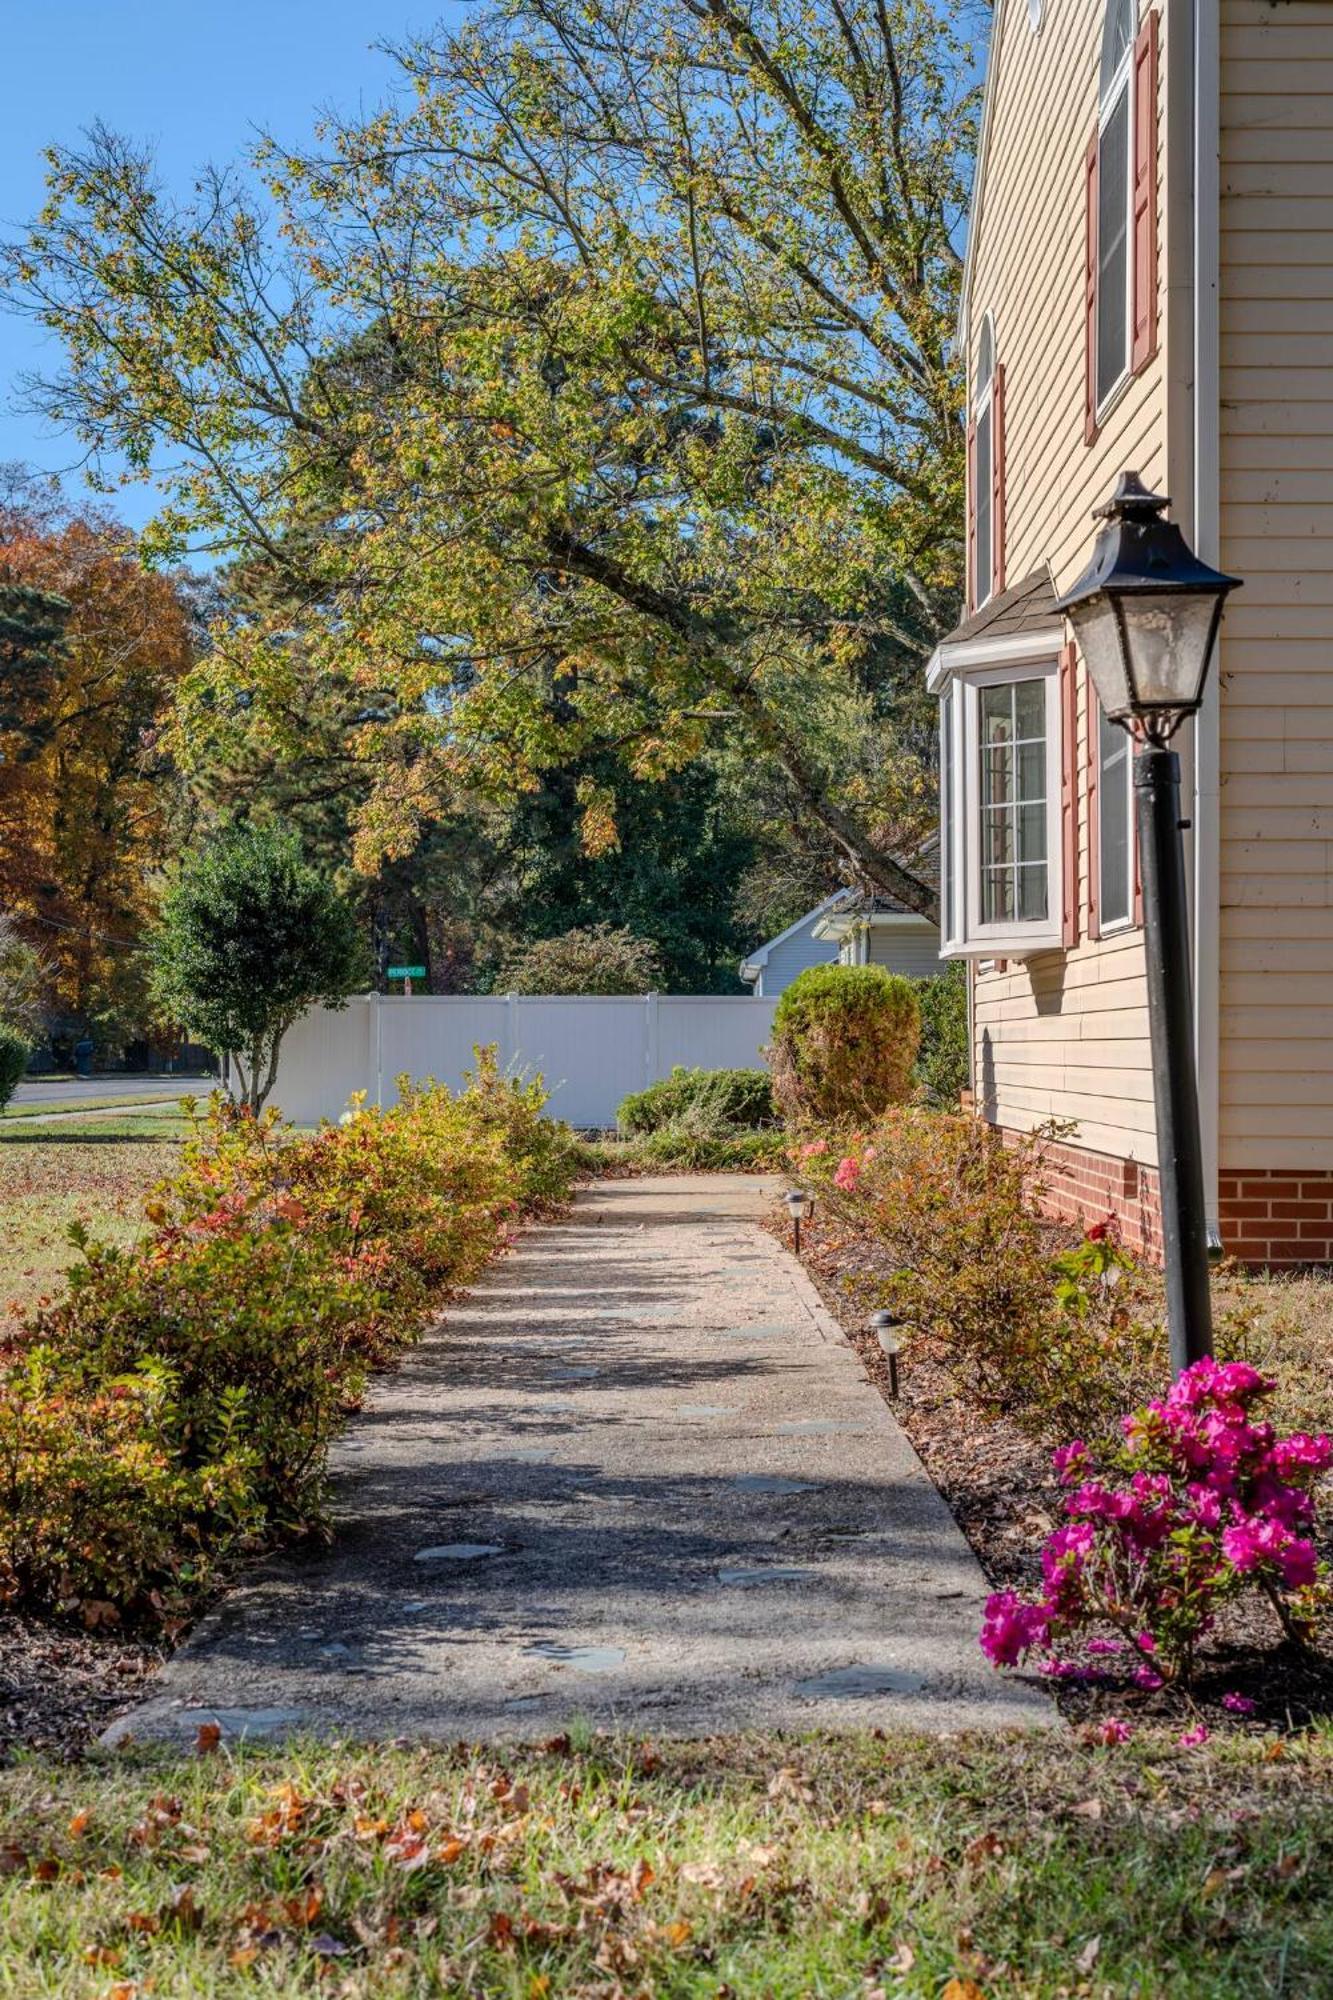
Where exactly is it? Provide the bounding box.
[149,828,365,1111]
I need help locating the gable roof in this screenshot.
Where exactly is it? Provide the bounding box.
[738,891,845,980]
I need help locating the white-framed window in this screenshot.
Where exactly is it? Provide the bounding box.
[935,645,1065,959]
[1095,0,1136,413]
[1098,707,1134,930]
[973,315,996,608]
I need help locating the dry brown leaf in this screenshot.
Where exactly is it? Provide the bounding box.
[195,1722,222,1756]
[1077,1935,1101,1973]
[941,1980,986,2000]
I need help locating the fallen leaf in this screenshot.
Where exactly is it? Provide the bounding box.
[68,1811,92,1840]
[941,1980,986,2000]
[887,1941,916,1975]
[1070,1798,1103,1820]
[1077,1935,1101,1973]
[195,1722,222,1756]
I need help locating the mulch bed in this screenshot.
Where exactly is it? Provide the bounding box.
[777,1206,1333,1738]
[0,1616,165,1762]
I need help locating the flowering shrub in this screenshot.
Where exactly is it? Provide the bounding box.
[0,1053,579,1621]
[980,1359,1332,1686]
[799,1108,1159,1442]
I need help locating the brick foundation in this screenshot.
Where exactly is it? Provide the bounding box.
[1024,1133,1163,1258]
[994,1129,1333,1269]
[1218,1170,1333,1269]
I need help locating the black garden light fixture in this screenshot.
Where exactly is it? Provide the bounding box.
[868,1310,902,1398]
[1055,473,1241,1376]
[784,1187,814,1257]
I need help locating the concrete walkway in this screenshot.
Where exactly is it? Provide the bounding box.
[109,1176,1051,1744]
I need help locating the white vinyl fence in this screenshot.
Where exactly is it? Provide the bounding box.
[264,994,780,1129]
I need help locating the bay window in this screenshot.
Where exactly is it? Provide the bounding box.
[935,643,1065,958]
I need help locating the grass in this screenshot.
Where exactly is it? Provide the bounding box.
[1216,1265,1333,1439]
[4,1093,181,1121]
[0,1112,192,1314]
[2,1728,1332,1996]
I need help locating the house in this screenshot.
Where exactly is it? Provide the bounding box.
[932,0,1333,1267]
[738,894,841,997]
[811,855,943,979]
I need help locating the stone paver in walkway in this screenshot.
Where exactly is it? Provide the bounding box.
[108,1176,1052,1744]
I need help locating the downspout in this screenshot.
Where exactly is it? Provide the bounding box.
[1192,0,1222,1241]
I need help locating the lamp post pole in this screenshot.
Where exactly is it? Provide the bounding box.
[1053,472,1240,1380]
[1135,742,1213,1372]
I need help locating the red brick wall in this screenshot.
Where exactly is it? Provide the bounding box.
[1218,1171,1333,1268]
[997,1127,1333,1269]
[1025,1133,1163,1257]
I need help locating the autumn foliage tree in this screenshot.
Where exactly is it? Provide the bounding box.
[7,0,983,915]
[0,484,195,1049]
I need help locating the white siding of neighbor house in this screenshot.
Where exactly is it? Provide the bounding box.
[1218,1,1333,1169]
[964,0,1174,1164]
[749,919,838,997]
[840,923,943,980]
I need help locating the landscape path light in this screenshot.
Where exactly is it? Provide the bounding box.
[869,1310,903,1398]
[784,1187,814,1257]
[1055,472,1240,1375]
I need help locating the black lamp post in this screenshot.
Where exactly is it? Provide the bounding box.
[784,1187,814,1257]
[1055,473,1241,1375]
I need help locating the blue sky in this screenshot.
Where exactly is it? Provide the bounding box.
[2,1,453,526]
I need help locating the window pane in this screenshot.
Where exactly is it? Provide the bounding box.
[983,868,1015,923]
[1099,708,1131,925]
[975,408,992,603]
[1013,678,1044,742]
[1019,801,1048,863]
[1098,88,1130,404]
[976,677,1048,930]
[1019,864,1048,922]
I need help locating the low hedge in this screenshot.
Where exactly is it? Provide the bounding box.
[618,1066,775,1136]
[0,1047,579,1624]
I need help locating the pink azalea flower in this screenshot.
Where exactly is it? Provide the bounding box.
[1085,1637,1124,1656]
[1094,1717,1133,1745]
[979,1591,1051,1668]
[1221,1692,1257,1716]
[1177,1723,1210,1747]
[1132,1666,1164,1691]
[833,1156,860,1192]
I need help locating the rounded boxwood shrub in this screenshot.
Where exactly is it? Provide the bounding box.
[0,1024,29,1113]
[767,964,920,1127]
[618,1065,774,1136]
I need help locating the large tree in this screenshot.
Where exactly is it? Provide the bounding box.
[0,482,196,1048]
[7,0,983,915]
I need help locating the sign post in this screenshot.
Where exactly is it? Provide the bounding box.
[386,964,426,997]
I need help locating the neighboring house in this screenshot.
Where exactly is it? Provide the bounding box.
[932,0,1333,1266]
[811,847,943,978]
[738,894,841,997]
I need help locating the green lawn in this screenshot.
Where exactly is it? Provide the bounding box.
[2,1728,1331,1996]
[0,1112,191,1314]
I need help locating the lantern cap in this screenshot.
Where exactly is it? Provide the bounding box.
[1055,472,1241,612]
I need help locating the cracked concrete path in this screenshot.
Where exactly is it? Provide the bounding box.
[109,1175,1052,1745]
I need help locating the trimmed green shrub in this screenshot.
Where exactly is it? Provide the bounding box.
[767,964,921,1127]
[0,1025,27,1113]
[913,962,969,1108]
[618,1065,774,1136]
[501,923,662,995]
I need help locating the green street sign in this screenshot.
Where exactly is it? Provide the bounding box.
[387,965,426,980]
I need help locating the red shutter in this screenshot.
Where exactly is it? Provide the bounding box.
[1131,10,1160,374]
[1086,674,1102,942]
[1060,641,1079,950]
[965,417,977,612]
[991,362,1006,598]
[1084,130,1100,445]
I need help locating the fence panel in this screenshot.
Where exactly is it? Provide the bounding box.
[269,992,779,1128]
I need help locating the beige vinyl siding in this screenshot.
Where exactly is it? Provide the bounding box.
[965,0,1172,1163]
[1218,0,1333,1170]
